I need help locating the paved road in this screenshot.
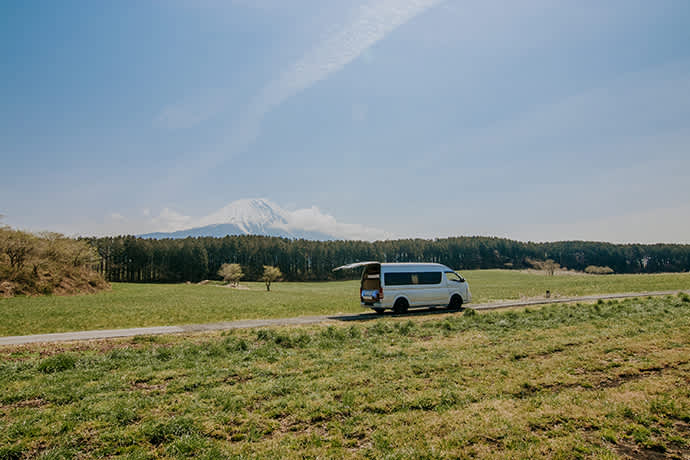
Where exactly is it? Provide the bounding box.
[1,290,688,346]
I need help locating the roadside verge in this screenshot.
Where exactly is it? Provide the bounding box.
[1,290,688,346]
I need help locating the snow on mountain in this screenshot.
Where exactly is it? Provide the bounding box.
[138,198,388,241]
[197,198,289,233]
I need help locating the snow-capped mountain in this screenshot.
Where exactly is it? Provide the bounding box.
[139,199,339,240]
[198,198,289,233]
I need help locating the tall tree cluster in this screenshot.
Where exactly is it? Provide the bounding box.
[87,235,690,283]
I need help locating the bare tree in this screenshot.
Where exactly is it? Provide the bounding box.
[526,257,560,276]
[542,259,560,276]
[261,265,282,291]
[38,232,97,268]
[218,263,244,287]
[0,228,36,273]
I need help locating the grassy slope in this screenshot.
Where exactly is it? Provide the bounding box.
[0,271,689,336]
[1,295,689,459]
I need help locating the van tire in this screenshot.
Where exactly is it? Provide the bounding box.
[393,298,409,314]
[448,295,463,311]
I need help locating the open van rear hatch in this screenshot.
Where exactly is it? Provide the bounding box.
[334,262,383,304]
[332,261,380,271]
[361,263,381,302]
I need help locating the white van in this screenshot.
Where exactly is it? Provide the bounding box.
[334,262,471,314]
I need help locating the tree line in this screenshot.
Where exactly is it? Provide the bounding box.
[86,235,690,283]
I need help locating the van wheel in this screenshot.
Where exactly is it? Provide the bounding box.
[393,298,409,314]
[448,295,463,311]
[373,308,385,315]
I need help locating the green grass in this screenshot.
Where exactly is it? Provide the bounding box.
[1,296,689,458]
[466,269,690,302]
[0,270,688,336]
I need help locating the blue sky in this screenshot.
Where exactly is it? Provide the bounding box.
[2,0,689,242]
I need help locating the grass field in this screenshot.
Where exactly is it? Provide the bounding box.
[1,295,689,459]
[1,270,689,336]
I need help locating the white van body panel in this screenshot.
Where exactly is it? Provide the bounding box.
[358,262,471,312]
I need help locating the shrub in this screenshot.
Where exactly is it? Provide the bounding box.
[274,331,310,348]
[368,322,393,335]
[0,444,24,460]
[256,329,274,342]
[319,325,347,344]
[0,226,109,297]
[255,329,310,349]
[223,336,248,352]
[526,258,560,275]
[396,320,415,336]
[217,263,243,286]
[348,325,361,339]
[37,353,76,374]
[155,347,173,361]
[585,265,614,275]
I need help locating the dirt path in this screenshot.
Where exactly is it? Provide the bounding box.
[1,290,688,346]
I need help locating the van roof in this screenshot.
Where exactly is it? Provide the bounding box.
[379,263,451,271]
[333,261,452,271]
[380,263,446,267]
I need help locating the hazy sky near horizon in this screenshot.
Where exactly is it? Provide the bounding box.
[2,0,690,243]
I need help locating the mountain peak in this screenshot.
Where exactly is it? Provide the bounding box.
[138,198,390,241]
[198,198,288,231]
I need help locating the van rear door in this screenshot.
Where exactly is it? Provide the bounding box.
[360,263,382,303]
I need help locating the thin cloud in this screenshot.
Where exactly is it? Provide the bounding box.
[154,88,229,130]
[157,0,443,187]
[286,205,392,241]
[212,0,444,161]
[151,208,194,232]
[250,0,443,120]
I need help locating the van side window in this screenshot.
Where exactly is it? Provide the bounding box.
[384,271,442,286]
[417,272,442,285]
[385,273,413,285]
